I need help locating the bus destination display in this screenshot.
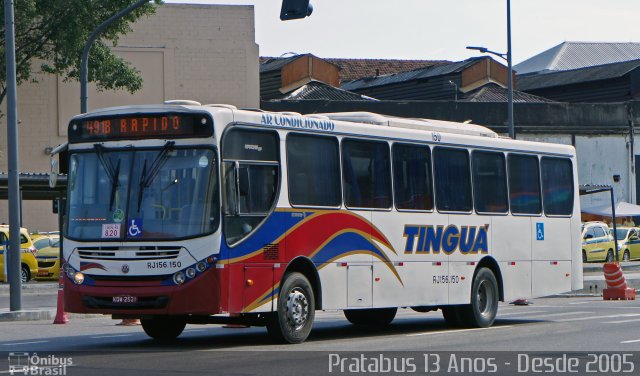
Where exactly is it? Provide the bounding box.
[68,113,212,142]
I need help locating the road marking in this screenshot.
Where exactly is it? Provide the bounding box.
[556,313,640,322]
[1,340,49,346]
[90,334,132,339]
[498,310,547,316]
[621,339,640,344]
[527,311,592,318]
[406,325,513,337]
[602,318,640,324]
[569,301,592,305]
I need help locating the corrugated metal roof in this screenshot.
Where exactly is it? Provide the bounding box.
[515,42,640,75]
[324,58,449,82]
[259,55,301,73]
[340,58,484,91]
[460,83,553,103]
[517,59,640,91]
[279,81,377,101]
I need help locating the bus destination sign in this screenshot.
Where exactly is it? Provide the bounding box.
[68,113,213,142]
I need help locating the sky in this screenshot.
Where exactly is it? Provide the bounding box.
[166,1,640,64]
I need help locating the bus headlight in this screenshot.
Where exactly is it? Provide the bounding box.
[186,268,196,279]
[73,272,85,285]
[173,271,186,285]
[196,262,206,273]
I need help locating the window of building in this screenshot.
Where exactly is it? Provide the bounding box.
[342,139,392,209]
[434,147,472,212]
[508,154,542,215]
[392,143,433,210]
[287,134,341,207]
[541,157,574,216]
[472,151,508,214]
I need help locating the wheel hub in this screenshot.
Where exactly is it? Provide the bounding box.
[286,288,309,329]
[477,280,494,318]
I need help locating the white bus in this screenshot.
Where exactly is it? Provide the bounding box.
[62,101,582,343]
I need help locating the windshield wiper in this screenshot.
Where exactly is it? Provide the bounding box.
[137,141,175,212]
[94,144,120,211]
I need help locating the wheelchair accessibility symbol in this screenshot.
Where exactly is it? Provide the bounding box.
[536,223,544,241]
[128,218,143,237]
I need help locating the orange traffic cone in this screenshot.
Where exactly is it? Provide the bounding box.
[603,262,636,300]
[53,271,69,324]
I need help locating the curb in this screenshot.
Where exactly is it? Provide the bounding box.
[0,309,54,322]
[0,309,105,322]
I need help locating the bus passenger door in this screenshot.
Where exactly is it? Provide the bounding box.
[347,264,372,307]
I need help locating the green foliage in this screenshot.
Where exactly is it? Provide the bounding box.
[0,0,162,103]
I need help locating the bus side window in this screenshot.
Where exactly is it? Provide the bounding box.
[392,143,433,211]
[342,139,391,209]
[472,150,508,214]
[433,147,472,212]
[508,154,542,215]
[541,157,574,216]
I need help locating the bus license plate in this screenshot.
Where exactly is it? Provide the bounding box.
[112,295,137,304]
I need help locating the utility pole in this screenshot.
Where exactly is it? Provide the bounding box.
[4,0,22,311]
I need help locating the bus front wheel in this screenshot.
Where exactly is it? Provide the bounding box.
[267,272,315,344]
[141,316,187,340]
[458,267,498,328]
[344,308,397,326]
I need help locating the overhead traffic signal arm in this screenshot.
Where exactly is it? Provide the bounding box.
[280,0,313,20]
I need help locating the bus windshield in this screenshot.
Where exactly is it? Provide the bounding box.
[66,146,219,240]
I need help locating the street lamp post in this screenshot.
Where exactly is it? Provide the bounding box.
[81,0,150,114]
[466,0,515,139]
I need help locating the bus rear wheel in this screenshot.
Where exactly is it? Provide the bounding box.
[344,308,397,326]
[141,316,187,340]
[458,267,498,328]
[267,272,315,344]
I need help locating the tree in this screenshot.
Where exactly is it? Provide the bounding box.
[0,0,162,107]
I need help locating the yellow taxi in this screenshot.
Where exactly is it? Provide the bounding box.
[32,235,60,280]
[611,227,640,262]
[0,225,38,282]
[581,222,616,263]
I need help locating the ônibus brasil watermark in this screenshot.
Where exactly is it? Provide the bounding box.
[8,353,72,375]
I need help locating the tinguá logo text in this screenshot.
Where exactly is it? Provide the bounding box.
[403,225,489,254]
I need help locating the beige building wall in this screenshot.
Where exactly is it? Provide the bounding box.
[0,4,259,231]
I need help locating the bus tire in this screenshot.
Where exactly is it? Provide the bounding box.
[267,272,315,344]
[344,308,397,326]
[582,250,587,263]
[141,316,187,340]
[441,306,462,327]
[458,267,498,328]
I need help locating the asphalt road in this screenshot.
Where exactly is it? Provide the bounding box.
[0,296,638,375]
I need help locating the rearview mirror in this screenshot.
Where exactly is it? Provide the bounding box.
[222,161,239,216]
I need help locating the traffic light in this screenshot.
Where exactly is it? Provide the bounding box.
[280,0,313,20]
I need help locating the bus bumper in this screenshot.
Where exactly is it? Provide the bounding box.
[63,268,223,316]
